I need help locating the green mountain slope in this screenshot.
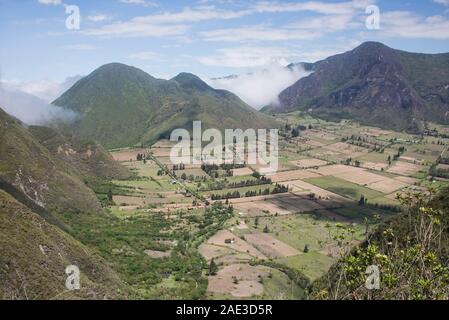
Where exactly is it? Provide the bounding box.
[0,190,128,300]
[53,63,278,148]
[28,125,130,180]
[0,107,101,213]
[267,42,449,131]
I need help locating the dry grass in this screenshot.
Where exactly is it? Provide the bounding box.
[232,167,254,176]
[111,148,146,162]
[334,170,385,186]
[207,264,268,298]
[309,164,364,176]
[144,249,171,259]
[323,142,368,157]
[367,179,408,194]
[271,169,320,182]
[232,192,343,216]
[290,158,328,169]
[387,161,425,176]
[206,230,266,259]
[361,162,389,171]
[243,232,301,258]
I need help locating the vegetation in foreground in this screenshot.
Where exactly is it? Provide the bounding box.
[310,188,449,300]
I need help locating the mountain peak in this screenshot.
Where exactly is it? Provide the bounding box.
[90,62,155,79]
[356,41,390,50]
[53,65,275,148]
[272,42,449,131]
[351,41,393,55]
[172,73,212,92]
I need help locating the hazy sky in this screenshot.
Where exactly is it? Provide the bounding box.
[1,0,449,83]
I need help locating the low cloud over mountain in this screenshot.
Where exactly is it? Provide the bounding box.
[207,63,311,109]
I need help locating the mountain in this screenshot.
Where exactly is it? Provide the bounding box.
[265,42,449,131]
[53,63,278,148]
[0,107,131,299]
[0,189,128,300]
[28,125,130,180]
[286,62,316,73]
[0,107,128,214]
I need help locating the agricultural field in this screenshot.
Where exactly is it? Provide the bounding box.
[102,115,449,299]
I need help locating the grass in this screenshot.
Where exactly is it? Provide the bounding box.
[112,178,178,193]
[206,266,305,300]
[241,213,367,282]
[260,267,305,300]
[305,176,385,202]
[56,208,210,299]
[276,252,335,281]
[333,206,394,221]
[355,150,394,163]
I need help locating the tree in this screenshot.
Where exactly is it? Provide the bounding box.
[359,195,366,206]
[263,225,270,233]
[291,127,300,137]
[255,217,259,228]
[209,259,218,276]
[107,188,113,202]
[314,188,449,300]
[303,244,309,253]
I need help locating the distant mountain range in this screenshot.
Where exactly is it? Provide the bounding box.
[264,42,449,131]
[53,63,277,148]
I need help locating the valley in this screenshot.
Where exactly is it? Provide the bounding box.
[65,114,447,300]
[1,35,449,301]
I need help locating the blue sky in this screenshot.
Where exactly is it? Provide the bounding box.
[1,0,449,83]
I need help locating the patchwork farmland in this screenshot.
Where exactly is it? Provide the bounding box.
[105,114,449,299]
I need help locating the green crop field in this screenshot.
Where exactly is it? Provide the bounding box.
[305,176,386,202]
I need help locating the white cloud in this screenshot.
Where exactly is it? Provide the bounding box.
[2,76,82,102]
[144,6,251,24]
[87,14,112,22]
[197,46,301,68]
[37,0,62,5]
[380,11,449,40]
[83,20,189,38]
[64,44,97,50]
[82,1,377,40]
[252,0,375,15]
[128,51,160,60]
[0,85,79,125]
[207,63,311,109]
[434,0,449,6]
[287,13,359,31]
[83,6,251,38]
[3,80,63,102]
[199,1,370,42]
[200,25,321,42]
[119,0,159,7]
